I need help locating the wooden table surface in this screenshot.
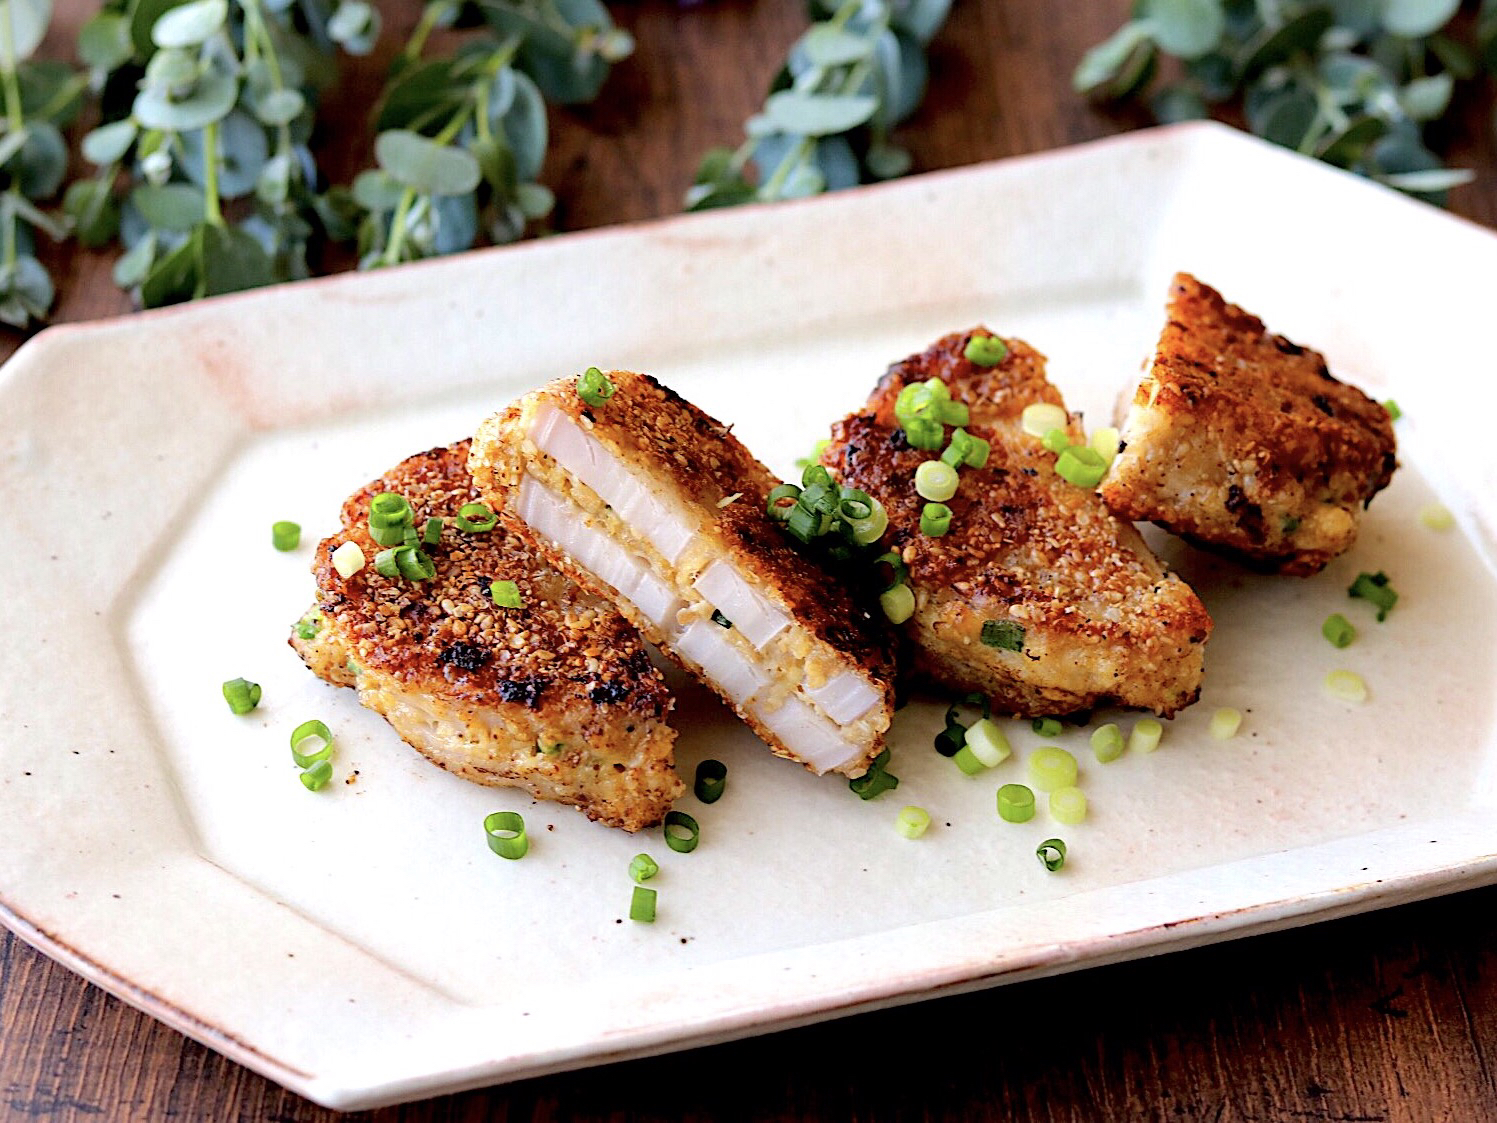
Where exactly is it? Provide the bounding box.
[4,2,1496,1119]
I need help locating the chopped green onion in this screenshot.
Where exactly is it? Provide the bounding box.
[1209,707,1242,740]
[1348,571,1398,621]
[941,427,989,470]
[421,517,443,546]
[1383,399,1401,421]
[290,718,334,768]
[952,745,986,775]
[904,416,944,450]
[1282,515,1301,533]
[1055,445,1108,489]
[1128,718,1163,755]
[300,760,333,791]
[785,503,823,543]
[980,619,1025,652]
[964,717,1012,768]
[271,521,300,551]
[403,524,419,547]
[1041,427,1072,454]
[694,759,727,803]
[455,502,497,533]
[1031,717,1062,737]
[938,400,970,427]
[836,489,873,522]
[767,483,802,521]
[629,885,657,922]
[874,550,909,589]
[920,502,952,537]
[374,547,402,578]
[1090,427,1120,465]
[1036,837,1067,872]
[879,583,915,625]
[1322,613,1356,649]
[801,463,834,490]
[294,611,321,641]
[629,853,659,883]
[1028,746,1078,792]
[1090,722,1124,763]
[537,739,564,755]
[997,783,1036,823]
[964,334,1008,366]
[1324,669,1368,703]
[1419,503,1454,531]
[1022,403,1068,438]
[850,748,899,800]
[711,610,732,628]
[369,520,407,547]
[577,366,616,407]
[491,579,523,608]
[1049,787,1087,826]
[484,810,528,859]
[914,460,959,502]
[331,541,365,578]
[847,497,889,545]
[398,546,435,581]
[895,805,931,839]
[664,810,700,853]
[221,677,261,715]
[369,492,413,528]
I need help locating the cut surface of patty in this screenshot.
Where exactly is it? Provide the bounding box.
[468,372,896,778]
[824,329,1212,719]
[1099,273,1397,576]
[290,440,682,832]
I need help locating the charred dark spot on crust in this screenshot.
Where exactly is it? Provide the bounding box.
[889,428,910,451]
[1316,360,1336,382]
[1021,467,1038,477]
[1311,394,1334,417]
[438,641,491,672]
[1381,451,1396,479]
[626,650,653,676]
[498,676,548,707]
[1224,485,1267,545]
[1273,336,1305,356]
[588,679,631,704]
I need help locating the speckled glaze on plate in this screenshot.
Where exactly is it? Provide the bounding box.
[1,123,1495,1110]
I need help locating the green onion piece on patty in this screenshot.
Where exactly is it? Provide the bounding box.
[895,805,932,839]
[369,492,413,528]
[484,810,529,859]
[397,546,436,581]
[1090,722,1124,763]
[1036,838,1067,872]
[1028,746,1079,792]
[938,399,969,427]
[997,783,1036,823]
[421,517,443,546]
[299,760,333,791]
[221,677,261,715]
[767,483,802,521]
[694,759,727,804]
[1128,718,1163,755]
[290,719,334,768]
[903,416,944,450]
[980,619,1025,651]
[577,366,616,407]
[879,583,915,625]
[1055,445,1108,489]
[1049,787,1087,826]
[374,547,403,578]
[455,502,497,533]
[271,521,300,551]
[920,502,952,537]
[1090,427,1121,465]
[491,579,523,608]
[369,520,409,547]
[629,885,657,922]
[915,460,959,502]
[1021,403,1068,438]
[1041,427,1071,454]
[1322,613,1356,649]
[1383,399,1401,421]
[965,334,1008,366]
[664,810,701,853]
[802,463,834,490]
[629,853,659,883]
[847,497,889,545]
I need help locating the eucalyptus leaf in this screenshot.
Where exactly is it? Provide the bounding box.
[139,229,201,307]
[4,189,67,240]
[1374,166,1474,191]
[1151,84,1208,122]
[765,90,877,136]
[865,141,911,180]
[1142,0,1225,59]
[144,49,200,97]
[254,87,306,127]
[754,133,858,191]
[488,65,516,120]
[14,120,66,197]
[684,180,757,211]
[63,178,119,246]
[514,180,553,219]
[889,0,952,45]
[1239,7,1334,77]
[1398,72,1452,121]
[0,127,27,170]
[498,69,547,182]
[351,168,405,212]
[180,109,268,198]
[130,181,206,230]
[130,0,194,58]
[1379,0,1459,38]
[18,60,86,126]
[375,129,482,196]
[327,0,380,55]
[254,151,291,204]
[151,0,227,49]
[1329,0,1381,37]
[81,119,138,166]
[78,11,133,73]
[1185,51,1235,100]
[133,64,238,131]
[428,193,478,254]
[375,60,466,132]
[799,24,874,67]
[1317,114,1386,165]
[1,0,53,64]
[1258,86,1320,149]
[469,134,516,195]
[200,223,274,295]
[889,29,927,123]
[1073,21,1153,96]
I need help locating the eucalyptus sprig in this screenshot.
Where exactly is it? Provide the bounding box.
[686,0,950,210]
[1075,0,1491,203]
[74,0,376,307]
[0,0,88,326]
[354,0,631,268]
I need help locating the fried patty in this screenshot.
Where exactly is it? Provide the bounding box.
[468,372,896,778]
[290,440,682,831]
[823,330,1212,718]
[1099,273,1398,576]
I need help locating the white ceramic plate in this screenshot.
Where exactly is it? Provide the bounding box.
[3,122,1496,1110]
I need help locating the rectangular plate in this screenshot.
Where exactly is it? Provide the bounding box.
[2,123,1496,1111]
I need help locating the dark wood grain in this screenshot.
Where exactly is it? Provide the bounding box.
[4,2,1497,1119]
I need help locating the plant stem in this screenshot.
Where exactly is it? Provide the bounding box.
[380,188,417,266]
[201,121,223,226]
[0,0,25,134]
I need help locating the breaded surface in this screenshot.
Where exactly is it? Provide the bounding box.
[824,330,1212,718]
[1099,273,1397,576]
[469,372,896,777]
[289,441,682,831]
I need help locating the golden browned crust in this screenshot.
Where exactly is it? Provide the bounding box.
[1099,273,1398,576]
[824,329,1212,718]
[290,440,682,831]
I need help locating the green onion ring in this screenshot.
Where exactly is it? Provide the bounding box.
[629,853,659,883]
[693,759,727,803]
[374,547,403,578]
[369,492,413,528]
[874,550,909,590]
[299,760,333,791]
[484,810,529,859]
[997,783,1036,823]
[663,810,701,853]
[455,502,498,533]
[396,547,436,581]
[271,521,300,551]
[629,885,657,922]
[420,517,443,546]
[221,677,261,715]
[767,483,802,521]
[920,502,953,537]
[290,719,333,768]
[1036,838,1067,871]
[577,367,617,408]
[369,521,408,547]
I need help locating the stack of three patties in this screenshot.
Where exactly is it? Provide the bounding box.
[292,273,1396,831]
